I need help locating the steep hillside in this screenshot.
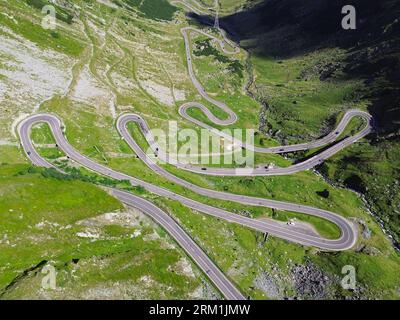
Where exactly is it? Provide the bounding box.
[215,0,400,243]
[1,0,400,300]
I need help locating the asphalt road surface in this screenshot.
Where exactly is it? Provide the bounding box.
[118,110,372,176]
[178,26,372,159]
[18,114,358,251]
[113,189,245,300]
[15,2,370,299]
[18,113,358,298]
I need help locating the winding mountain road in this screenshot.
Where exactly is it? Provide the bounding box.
[118,110,372,176]
[15,0,373,300]
[18,113,358,299]
[18,114,358,252]
[113,189,245,300]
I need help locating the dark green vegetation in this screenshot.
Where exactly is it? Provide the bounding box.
[119,0,178,21]
[0,0,84,56]
[0,163,203,299]
[194,38,244,77]
[2,0,400,299]
[26,109,400,298]
[318,141,400,244]
[26,0,74,24]
[217,0,400,243]
[7,139,400,298]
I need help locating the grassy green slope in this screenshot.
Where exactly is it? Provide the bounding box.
[249,48,400,244]
[0,163,205,299]
[1,0,399,300]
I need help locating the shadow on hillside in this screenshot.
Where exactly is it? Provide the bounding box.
[190,0,400,135]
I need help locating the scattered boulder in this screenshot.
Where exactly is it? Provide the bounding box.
[316,189,330,198]
[254,271,282,299]
[358,219,372,239]
[361,246,381,256]
[291,261,333,299]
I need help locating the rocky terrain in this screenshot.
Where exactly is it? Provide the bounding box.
[1,0,400,300]
[213,0,400,244]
